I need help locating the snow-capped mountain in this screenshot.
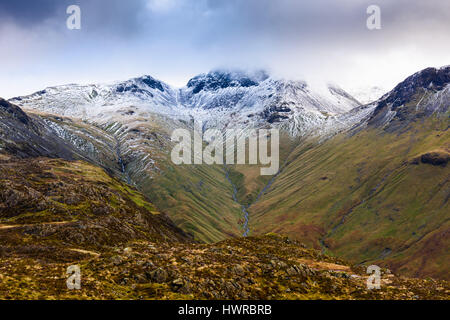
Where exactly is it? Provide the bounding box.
[177,70,363,136]
[10,75,181,121]
[10,70,363,137]
[368,66,450,130]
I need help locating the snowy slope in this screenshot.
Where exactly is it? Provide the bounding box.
[10,75,184,121]
[178,70,361,136]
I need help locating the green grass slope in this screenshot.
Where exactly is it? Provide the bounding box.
[250,116,449,279]
[140,162,244,243]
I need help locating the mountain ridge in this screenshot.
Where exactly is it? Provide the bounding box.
[9,69,363,137]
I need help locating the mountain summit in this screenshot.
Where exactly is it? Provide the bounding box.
[186,69,269,94]
[369,66,450,130]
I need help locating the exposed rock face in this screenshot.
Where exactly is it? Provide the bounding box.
[0,98,30,125]
[140,75,165,92]
[114,75,165,95]
[420,150,450,166]
[369,66,450,130]
[186,70,268,94]
[0,99,78,159]
[384,67,450,107]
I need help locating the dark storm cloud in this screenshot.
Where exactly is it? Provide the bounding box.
[0,0,149,36]
[195,0,450,46]
[0,0,66,25]
[1,0,448,44]
[0,0,449,98]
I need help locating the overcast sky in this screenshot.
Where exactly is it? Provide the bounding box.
[1,0,449,98]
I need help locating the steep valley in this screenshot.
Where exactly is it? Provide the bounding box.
[0,67,449,299]
[249,117,449,279]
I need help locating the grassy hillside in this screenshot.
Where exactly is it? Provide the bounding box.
[0,155,191,248]
[227,133,299,207]
[141,162,244,243]
[250,116,449,279]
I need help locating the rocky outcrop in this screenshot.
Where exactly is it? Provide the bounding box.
[368,66,450,130]
[0,98,30,125]
[186,70,268,94]
[0,99,78,159]
[420,150,450,166]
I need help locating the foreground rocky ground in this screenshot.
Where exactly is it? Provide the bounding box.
[1,233,449,300]
[0,157,448,300]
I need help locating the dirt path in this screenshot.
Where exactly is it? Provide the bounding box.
[298,258,352,273]
[0,221,72,230]
[69,248,100,257]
